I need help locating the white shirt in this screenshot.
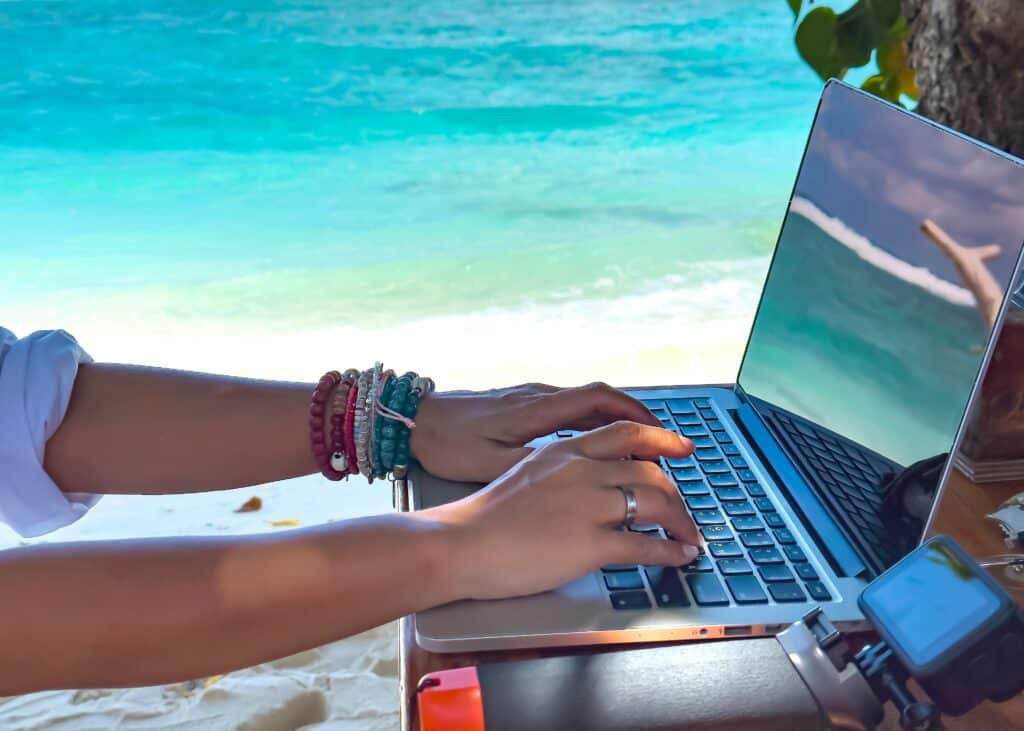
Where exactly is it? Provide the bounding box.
[0,328,99,537]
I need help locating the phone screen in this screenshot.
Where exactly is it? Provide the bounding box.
[860,540,1003,667]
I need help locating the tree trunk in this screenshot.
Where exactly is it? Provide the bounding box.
[904,0,1024,158]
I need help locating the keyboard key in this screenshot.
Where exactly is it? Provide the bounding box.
[739,531,774,548]
[729,456,749,469]
[716,487,746,501]
[745,482,767,498]
[737,469,758,482]
[692,509,725,526]
[686,495,717,511]
[659,418,675,430]
[691,436,715,448]
[666,456,696,469]
[686,573,729,606]
[714,431,733,444]
[556,430,574,438]
[754,497,776,512]
[708,541,743,558]
[708,474,739,489]
[645,567,691,607]
[774,529,796,545]
[723,501,756,517]
[806,581,832,602]
[731,515,764,531]
[784,546,807,562]
[610,590,652,610]
[707,420,725,432]
[722,443,741,457]
[726,575,768,604]
[602,563,637,572]
[682,555,714,572]
[604,571,644,590]
[681,426,709,438]
[758,564,795,582]
[675,414,703,427]
[700,460,730,474]
[666,399,696,415]
[767,581,806,603]
[678,481,710,496]
[764,512,786,529]
[672,467,702,482]
[794,562,819,581]
[749,547,785,564]
[700,525,734,542]
[717,558,753,575]
[695,447,723,462]
[693,398,711,408]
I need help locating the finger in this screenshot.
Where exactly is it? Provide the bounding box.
[598,484,700,547]
[602,530,700,568]
[517,382,661,438]
[573,420,693,461]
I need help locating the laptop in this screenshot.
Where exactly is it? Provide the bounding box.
[411,80,1024,652]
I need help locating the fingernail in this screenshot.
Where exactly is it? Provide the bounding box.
[681,544,699,562]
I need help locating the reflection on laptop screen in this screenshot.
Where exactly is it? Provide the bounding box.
[738,82,1024,473]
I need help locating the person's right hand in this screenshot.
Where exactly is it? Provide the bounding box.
[421,421,701,601]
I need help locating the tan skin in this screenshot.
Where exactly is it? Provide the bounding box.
[0,364,699,695]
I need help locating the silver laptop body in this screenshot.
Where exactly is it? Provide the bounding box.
[412,80,1024,653]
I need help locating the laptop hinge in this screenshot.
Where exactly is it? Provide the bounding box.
[735,402,867,578]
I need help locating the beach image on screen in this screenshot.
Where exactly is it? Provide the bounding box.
[740,85,1024,467]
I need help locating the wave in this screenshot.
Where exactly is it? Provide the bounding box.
[789,196,975,307]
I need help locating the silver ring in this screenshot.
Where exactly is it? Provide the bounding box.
[618,486,638,528]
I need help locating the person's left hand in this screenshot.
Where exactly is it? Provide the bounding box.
[410,381,663,483]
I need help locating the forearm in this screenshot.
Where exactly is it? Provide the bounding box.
[45,363,316,494]
[0,512,455,694]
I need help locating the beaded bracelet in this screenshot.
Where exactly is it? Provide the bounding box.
[310,364,433,483]
[381,371,415,472]
[309,370,345,480]
[328,373,357,475]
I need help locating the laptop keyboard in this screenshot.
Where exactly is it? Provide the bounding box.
[755,401,900,569]
[557,396,834,611]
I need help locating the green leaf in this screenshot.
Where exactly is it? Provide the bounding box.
[867,0,901,28]
[836,2,882,69]
[795,7,843,80]
[881,72,902,102]
[861,74,887,97]
[787,0,803,20]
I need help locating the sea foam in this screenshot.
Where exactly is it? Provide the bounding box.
[789,196,975,307]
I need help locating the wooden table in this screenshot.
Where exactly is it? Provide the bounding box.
[396,469,1024,730]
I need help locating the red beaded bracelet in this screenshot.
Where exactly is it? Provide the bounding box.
[310,370,347,481]
[343,377,360,477]
[328,376,355,475]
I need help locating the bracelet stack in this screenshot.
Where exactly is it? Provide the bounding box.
[308,362,434,483]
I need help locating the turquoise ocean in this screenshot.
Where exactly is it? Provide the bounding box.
[1,0,826,357]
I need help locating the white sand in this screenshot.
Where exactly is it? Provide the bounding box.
[0,290,753,730]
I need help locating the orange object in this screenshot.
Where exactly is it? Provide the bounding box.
[417,666,486,731]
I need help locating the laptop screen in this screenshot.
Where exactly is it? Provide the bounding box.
[738,82,1024,474]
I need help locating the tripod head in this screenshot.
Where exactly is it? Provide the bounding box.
[778,536,1024,731]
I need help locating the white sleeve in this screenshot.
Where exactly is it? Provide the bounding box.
[0,327,100,537]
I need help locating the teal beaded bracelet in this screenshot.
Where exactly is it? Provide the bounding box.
[392,373,430,479]
[372,374,397,479]
[378,375,405,472]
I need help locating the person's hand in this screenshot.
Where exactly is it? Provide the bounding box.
[410,381,662,483]
[420,421,700,601]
